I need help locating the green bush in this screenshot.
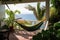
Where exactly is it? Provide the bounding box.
[32,22,60,40]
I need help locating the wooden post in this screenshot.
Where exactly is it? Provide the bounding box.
[44,0,50,30]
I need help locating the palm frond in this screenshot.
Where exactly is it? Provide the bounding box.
[25,2,45,20]
[14,10,20,14]
[5,9,11,15]
[37,2,41,20]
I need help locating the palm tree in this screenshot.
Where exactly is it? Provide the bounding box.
[25,2,45,21]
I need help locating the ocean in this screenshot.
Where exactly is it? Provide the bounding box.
[15,14,37,21]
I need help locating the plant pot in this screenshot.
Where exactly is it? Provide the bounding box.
[9,26,14,32]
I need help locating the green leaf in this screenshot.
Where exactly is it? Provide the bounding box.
[5,9,11,15]
[37,2,45,20]
[37,2,41,19]
[14,10,20,14]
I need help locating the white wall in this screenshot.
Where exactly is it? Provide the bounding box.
[0,5,5,19]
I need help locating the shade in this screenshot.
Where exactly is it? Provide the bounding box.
[0,0,46,4]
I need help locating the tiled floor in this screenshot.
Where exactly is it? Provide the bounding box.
[9,30,37,40]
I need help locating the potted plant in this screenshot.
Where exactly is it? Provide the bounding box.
[5,9,20,31]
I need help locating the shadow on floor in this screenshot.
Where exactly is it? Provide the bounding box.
[9,33,19,40]
[14,30,36,40]
[9,30,37,40]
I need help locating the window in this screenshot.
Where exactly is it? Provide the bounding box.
[5,2,46,21]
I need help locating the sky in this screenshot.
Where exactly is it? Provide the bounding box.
[5,2,46,14]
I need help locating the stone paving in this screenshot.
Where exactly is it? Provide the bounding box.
[9,30,37,40]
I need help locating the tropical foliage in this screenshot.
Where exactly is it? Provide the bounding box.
[32,0,60,40]
[5,9,20,26]
[49,0,60,24]
[25,2,45,21]
[32,22,60,40]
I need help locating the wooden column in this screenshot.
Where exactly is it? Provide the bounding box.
[44,0,50,30]
[46,0,50,21]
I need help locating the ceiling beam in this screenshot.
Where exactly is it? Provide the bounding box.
[1,0,46,4]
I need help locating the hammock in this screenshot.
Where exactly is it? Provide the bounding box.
[15,21,43,31]
[5,3,44,31]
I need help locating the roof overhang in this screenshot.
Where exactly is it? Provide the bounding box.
[0,0,46,4]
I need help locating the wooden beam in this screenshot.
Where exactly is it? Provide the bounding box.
[1,0,46,4]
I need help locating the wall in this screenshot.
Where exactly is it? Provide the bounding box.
[0,5,5,19]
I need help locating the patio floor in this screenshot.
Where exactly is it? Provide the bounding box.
[9,30,37,40]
